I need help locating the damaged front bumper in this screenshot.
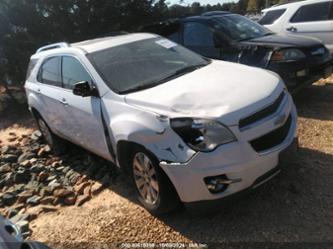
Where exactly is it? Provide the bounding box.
[159,103,297,204]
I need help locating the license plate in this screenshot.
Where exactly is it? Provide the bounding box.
[324,65,332,78]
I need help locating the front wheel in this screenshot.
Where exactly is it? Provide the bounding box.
[130,147,180,215]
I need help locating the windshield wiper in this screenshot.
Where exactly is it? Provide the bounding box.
[156,64,207,84]
[120,64,208,94]
[263,32,275,36]
[238,36,256,42]
[119,81,162,94]
[238,32,274,42]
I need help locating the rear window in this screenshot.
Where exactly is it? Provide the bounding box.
[258,9,286,25]
[290,1,333,23]
[26,59,38,80]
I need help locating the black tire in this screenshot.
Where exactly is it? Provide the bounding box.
[129,146,180,215]
[36,117,67,155]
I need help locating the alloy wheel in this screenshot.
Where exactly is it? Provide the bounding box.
[132,152,160,205]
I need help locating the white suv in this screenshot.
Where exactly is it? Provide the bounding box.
[25,33,297,214]
[260,0,333,53]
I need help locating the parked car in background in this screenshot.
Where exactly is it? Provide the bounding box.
[25,33,297,214]
[140,12,333,92]
[0,215,49,249]
[246,13,262,22]
[260,0,333,54]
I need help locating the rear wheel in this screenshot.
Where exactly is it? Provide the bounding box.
[129,147,180,215]
[36,117,67,155]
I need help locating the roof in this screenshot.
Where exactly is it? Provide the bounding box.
[32,33,159,58]
[263,0,327,11]
[72,33,158,53]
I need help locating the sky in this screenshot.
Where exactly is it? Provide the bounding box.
[167,0,236,5]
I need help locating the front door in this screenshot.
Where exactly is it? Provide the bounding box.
[58,55,111,160]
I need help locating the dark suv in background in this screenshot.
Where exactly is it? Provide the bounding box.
[141,11,333,92]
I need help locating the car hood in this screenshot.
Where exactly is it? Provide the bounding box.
[125,60,284,126]
[241,34,322,48]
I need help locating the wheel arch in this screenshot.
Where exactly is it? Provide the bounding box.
[116,139,181,211]
[30,106,42,119]
[116,140,151,173]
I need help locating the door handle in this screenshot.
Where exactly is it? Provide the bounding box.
[286,26,297,32]
[37,88,41,94]
[60,98,69,106]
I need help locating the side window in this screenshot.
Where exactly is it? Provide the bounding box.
[258,9,286,25]
[183,22,215,47]
[26,59,38,80]
[62,56,92,90]
[290,1,333,23]
[38,57,62,87]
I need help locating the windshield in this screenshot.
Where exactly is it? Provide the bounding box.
[213,14,272,41]
[88,37,210,94]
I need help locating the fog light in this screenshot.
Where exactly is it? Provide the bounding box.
[204,175,229,194]
[296,69,307,77]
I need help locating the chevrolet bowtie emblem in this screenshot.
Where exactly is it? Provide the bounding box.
[274,114,287,126]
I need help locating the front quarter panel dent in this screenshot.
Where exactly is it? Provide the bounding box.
[111,113,195,163]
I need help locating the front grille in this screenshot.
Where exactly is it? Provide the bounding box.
[239,92,285,130]
[250,114,292,153]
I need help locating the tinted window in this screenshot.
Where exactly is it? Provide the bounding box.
[183,22,215,47]
[62,56,92,90]
[88,38,209,94]
[290,1,333,23]
[258,9,286,25]
[38,57,61,87]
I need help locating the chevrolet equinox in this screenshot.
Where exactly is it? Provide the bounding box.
[25,33,297,214]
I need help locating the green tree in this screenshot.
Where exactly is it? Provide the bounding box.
[0,0,164,90]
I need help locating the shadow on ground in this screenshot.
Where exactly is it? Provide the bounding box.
[0,103,35,130]
[56,139,333,243]
[294,82,333,121]
[106,146,333,243]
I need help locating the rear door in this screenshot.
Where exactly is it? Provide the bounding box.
[58,55,111,160]
[36,56,65,135]
[285,1,333,52]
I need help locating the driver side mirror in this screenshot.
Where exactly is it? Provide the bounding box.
[73,81,98,97]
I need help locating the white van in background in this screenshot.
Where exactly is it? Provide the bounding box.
[260,0,333,53]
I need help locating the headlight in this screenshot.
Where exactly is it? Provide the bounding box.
[170,118,236,152]
[271,49,306,61]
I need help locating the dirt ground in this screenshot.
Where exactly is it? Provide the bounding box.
[1,78,333,249]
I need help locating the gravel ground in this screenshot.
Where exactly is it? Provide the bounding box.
[2,79,333,249]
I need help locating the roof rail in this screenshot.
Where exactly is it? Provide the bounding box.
[36,42,70,54]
